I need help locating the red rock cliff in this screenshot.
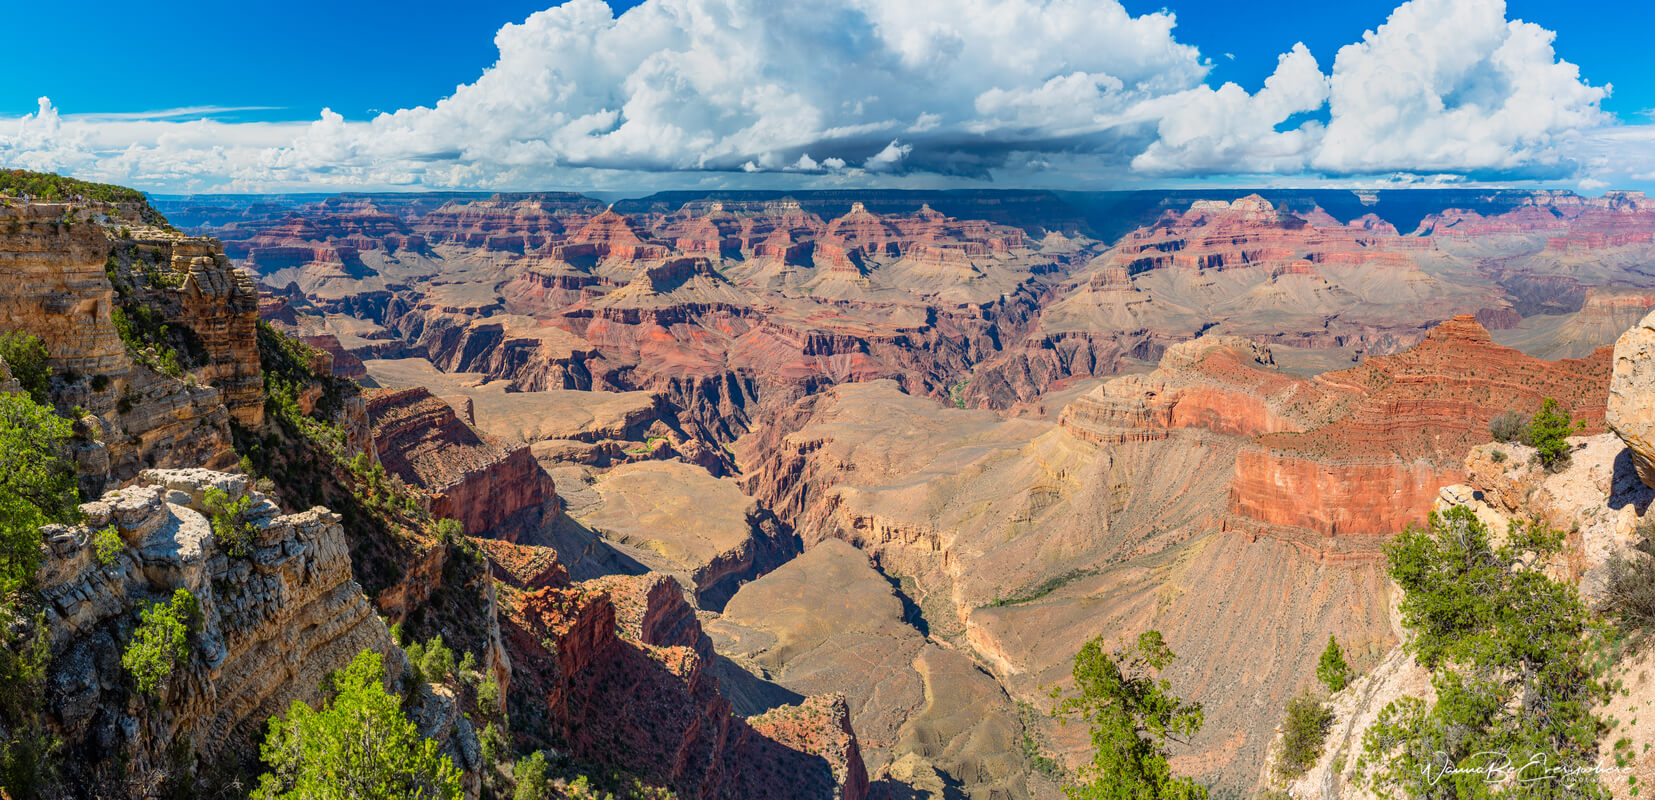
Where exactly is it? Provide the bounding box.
[366,386,557,541]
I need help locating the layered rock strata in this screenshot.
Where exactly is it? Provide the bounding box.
[366,387,557,540]
[494,546,868,799]
[37,468,477,792]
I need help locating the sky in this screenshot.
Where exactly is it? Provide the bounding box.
[2,0,1652,195]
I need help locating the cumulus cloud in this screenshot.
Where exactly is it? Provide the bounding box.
[0,0,1637,191]
[1313,0,1609,176]
[1131,43,1329,175]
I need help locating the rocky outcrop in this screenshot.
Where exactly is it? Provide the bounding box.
[118,230,264,427]
[1232,316,1610,545]
[501,565,868,799]
[1610,307,1655,488]
[36,468,476,793]
[0,203,126,375]
[1058,336,1349,444]
[0,202,270,490]
[1272,431,1655,798]
[366,387,557,540]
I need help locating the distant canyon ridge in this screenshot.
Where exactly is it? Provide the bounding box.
[155,186,1655,797]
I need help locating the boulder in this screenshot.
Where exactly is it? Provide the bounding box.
[1610,307,1655,489]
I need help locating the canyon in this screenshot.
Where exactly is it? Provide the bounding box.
[155,185,1655,797]
[6,181,1655,798]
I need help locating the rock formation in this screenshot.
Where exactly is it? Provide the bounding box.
[37,468,477,793]
[365,386,557,540]
[493,545,869,799]
[1610,307,1655,488]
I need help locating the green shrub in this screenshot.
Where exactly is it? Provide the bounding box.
[93,526,123,566]
[1354,506,1606,798]
[0,331,51,406]
[253,650,462,800]
[0,392,78,594]
[122,589,199,696]
[1276,692,1333,779]
[1527,397,1583,471]
[477,671,501,711]
[1488,409,1529,443]
[1054,630,1207,799]
[407,634,456,686]
[512,751,549,800]
[0,603,53,794]
[1490,448,1507,463]
[1316,636,1353,693]
[203,486,256,558]
[437,517,465,543]
[111,306,185,378]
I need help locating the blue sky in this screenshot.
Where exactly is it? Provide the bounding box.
[2,0,1651,193]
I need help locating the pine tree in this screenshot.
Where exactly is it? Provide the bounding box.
[1316,635,1353,693]
[1055,630,1207,800]
[1526,397,1582,471]
[253,650,462,800]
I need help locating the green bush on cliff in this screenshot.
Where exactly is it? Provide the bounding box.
[1316,636,1352,693]
[404,634,457,688]
[1488,410,1530,443]
[1600,525,1655,633]
[0,331,51,405]
[0,602,54,795]
[1353,505,1607,799]
[203,486,257,558]
[0,169,169,227]
[254,649,462,800]
[1275,692,1332,779]
[93,526,123,566]
[122,588,200,697]
[1053,630,1207,800]
[512,751,549,800]
[1527,397,1584,472]
[0,391,78,595]
[110,306,185,378]
[0,389,75,793]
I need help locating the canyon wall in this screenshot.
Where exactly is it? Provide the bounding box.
[365,386,557,540]
[491,541,869,799]
[37,468,477,793]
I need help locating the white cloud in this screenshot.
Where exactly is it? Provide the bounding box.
[864,140,912,171]
[0,0,1638,191]
[1131,43,1328,175]
[1313,0,1609,176]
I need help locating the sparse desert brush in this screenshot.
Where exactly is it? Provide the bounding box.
[1489,409,1528,443]
[1275,691,1332,779]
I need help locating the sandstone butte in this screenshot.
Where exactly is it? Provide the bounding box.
[1275,306,1655,798]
